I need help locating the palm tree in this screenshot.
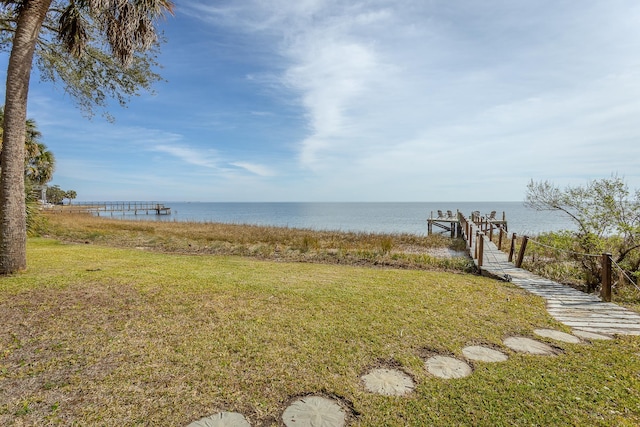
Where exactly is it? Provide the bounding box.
[64,189,76,205]
[0,1,173,273]
[1,108,56,186]
[26,143,55,185]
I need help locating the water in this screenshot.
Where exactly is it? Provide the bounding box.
[104,202,575,236]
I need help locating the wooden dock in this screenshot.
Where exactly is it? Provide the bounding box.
[427,210,507,237]
[47,202,171,216]
[461,213,640,336]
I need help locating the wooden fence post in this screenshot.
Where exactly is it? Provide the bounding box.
[508,233,517,262]
[463,219,467,244]
[498,227,504,250]
[478,232,484,267]
[515,235,529,268]
[489,222,494,242]
[601,253,612,302]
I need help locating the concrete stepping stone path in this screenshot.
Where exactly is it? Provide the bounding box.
[282,396,347,427]
[187,412,251,427]
[361,368,415,396]
[534,328,581,344]
[572,329,613,340]
[186,326,620,425]
[425,355,473,379]
[462,345,509,362]
[503,336,557,355]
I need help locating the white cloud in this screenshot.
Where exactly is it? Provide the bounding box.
[151,144,220,169]
[231,162,276,177]
[20,1,640,201]
[235,1,640,191]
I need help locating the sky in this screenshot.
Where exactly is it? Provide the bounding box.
[2,0,640,202]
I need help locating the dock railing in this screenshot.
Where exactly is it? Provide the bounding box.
[461,211,640,303]
[44,201,171,216]
[486,229,639,303]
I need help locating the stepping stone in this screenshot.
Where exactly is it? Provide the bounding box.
[361,368,415,396]
[503,337,556,355]
[571,329,613,341]
[534,328,581,344]
[187,412,250,427]
[282,396,346,427]
[425,355,472,379]
[462,345,508,362]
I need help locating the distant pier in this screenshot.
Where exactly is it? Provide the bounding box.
[427,210,507,237]
[46,202,171,216]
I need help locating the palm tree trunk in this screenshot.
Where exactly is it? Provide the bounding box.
[0,0,52,274]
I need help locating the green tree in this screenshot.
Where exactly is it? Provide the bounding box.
[64,189,76,204]
[525,176,640,291]
[24,117,55,185]
[0,107,55,184]
[45,184,64,204]
[0,0,174,274]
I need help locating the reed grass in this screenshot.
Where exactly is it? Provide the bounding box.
[41,213,475,273]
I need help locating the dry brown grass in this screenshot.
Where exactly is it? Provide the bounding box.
[41,213,475,272]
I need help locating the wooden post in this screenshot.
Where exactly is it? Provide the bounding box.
[515,235,529,268]
[489,221,494,242]
[508,233,517,262]
[601,253,612,302]
[478,232,484,267]
[498,227,504,250]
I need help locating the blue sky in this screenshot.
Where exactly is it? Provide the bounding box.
[3,0,640,202]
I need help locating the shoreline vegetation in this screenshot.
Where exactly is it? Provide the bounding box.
[1,211,638,425]
[39,212,476,273]
[36,212,640,309]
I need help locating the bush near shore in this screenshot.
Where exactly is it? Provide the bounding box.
[40,213,476,273]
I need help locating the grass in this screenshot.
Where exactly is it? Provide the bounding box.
[39,213,475,273]
[1,238,639,426]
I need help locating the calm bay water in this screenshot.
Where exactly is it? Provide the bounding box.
[110,202,574,236]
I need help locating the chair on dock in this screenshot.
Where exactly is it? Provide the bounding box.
[487,211,497,221]
[437,210,445,219]
[446,210,454,219]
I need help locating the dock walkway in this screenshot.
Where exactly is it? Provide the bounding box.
[48,202,171,216]
[475,237,640,336]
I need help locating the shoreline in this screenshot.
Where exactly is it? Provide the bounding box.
[41,213,476,273]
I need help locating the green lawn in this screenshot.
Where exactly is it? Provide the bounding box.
[1,239,639,426]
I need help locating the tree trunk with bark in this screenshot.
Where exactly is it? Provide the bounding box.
[0,0,52,274]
